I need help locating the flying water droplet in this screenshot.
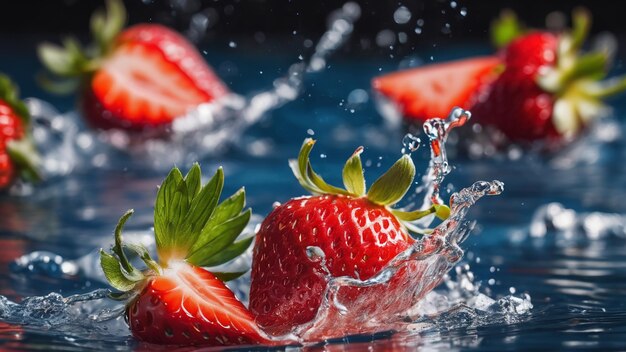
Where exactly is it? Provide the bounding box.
[402,133,421,154]
[393,6,412,24]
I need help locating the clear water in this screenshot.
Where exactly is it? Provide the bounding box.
[2,8,626,352]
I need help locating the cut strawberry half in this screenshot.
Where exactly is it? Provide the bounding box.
[373,56,501,122]
[100,164,277,347]
[88,42,215,128]
[129,263,269,346]
[38,0,229,132]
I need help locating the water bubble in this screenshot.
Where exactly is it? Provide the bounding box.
[306,246,326,262]
[228,41,237,48]
[393,6,412,24]
[460,7,468,16]
[398,32,408,44]
[347,89,369,106]
[376,29,396,47]
[402,133,421,154]
[307,129,315,136]
[442,23,452,35]
[450,1,457,8]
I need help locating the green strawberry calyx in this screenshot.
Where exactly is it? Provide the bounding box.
[0,74,42,184]
[290,138,450,232]
[100,163,254,296]
[494,8,626,139]
[37,0,126,94]
[538,9,626,138]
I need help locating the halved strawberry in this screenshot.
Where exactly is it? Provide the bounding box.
[372,56,501,122]
[249,139,450,337]
[100,164,271,347]
[0,75,41,190]
[39,0,229,132]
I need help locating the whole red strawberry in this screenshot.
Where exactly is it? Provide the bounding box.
[39,0,229,132]
[0,75,41,190]
[100,164,273,347]
[249,139,449,338]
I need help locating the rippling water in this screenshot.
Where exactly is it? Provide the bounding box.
[2,25,626,350]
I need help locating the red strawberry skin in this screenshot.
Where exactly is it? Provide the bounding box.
[128,263,269,346]
[471,32,561,141]
[85,24,229,131]
[249,195,413,336]
[0,100,25,189]
[373,56,501,122]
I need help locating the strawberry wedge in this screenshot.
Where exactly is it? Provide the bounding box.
[372,56,500,122]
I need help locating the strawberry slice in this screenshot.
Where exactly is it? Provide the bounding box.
[129,263,268,346]
[39,0,229,132]
[372,56,500,122]
[100,164,275,347]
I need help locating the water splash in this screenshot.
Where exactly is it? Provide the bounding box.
[0,289,128,337]
[420,107,472,206]
[529,202,626,240]
[4,106,512,346]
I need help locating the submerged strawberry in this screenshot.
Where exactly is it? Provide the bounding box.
[39,0,228,132]
[0,75,41,190]
[100,164,269,346]
[249,139,450,337]
[372,56,501,123]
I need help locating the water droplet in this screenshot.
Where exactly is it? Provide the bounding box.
[306,246,326,262]
[393,6,412,24]
[398,32,408,44]
[402,133,421,154]
[376,29,396,47]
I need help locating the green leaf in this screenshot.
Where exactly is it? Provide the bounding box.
[490,9,525,48]
[306,162,352,196]
[186,209,251,267]
[37,43,75,76]
[124,243,161,275]
[212,271,248,282]
[392,206,436,222]
[342,146,366,196]
[184,163,202,198]
[199,187,245,236]
[111,210,143,281]
[570,7,591,53]
[6,137,42,183]
[99,250,140,292]
[198,236,254,268]
[289,138,351,196]
[367,155,416,206]
[180,167,224,246]
[98,0,126,54]
[582,75,626,99]
[154,167,185,255]
[36,73,80,95]
[434,204,451,220]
